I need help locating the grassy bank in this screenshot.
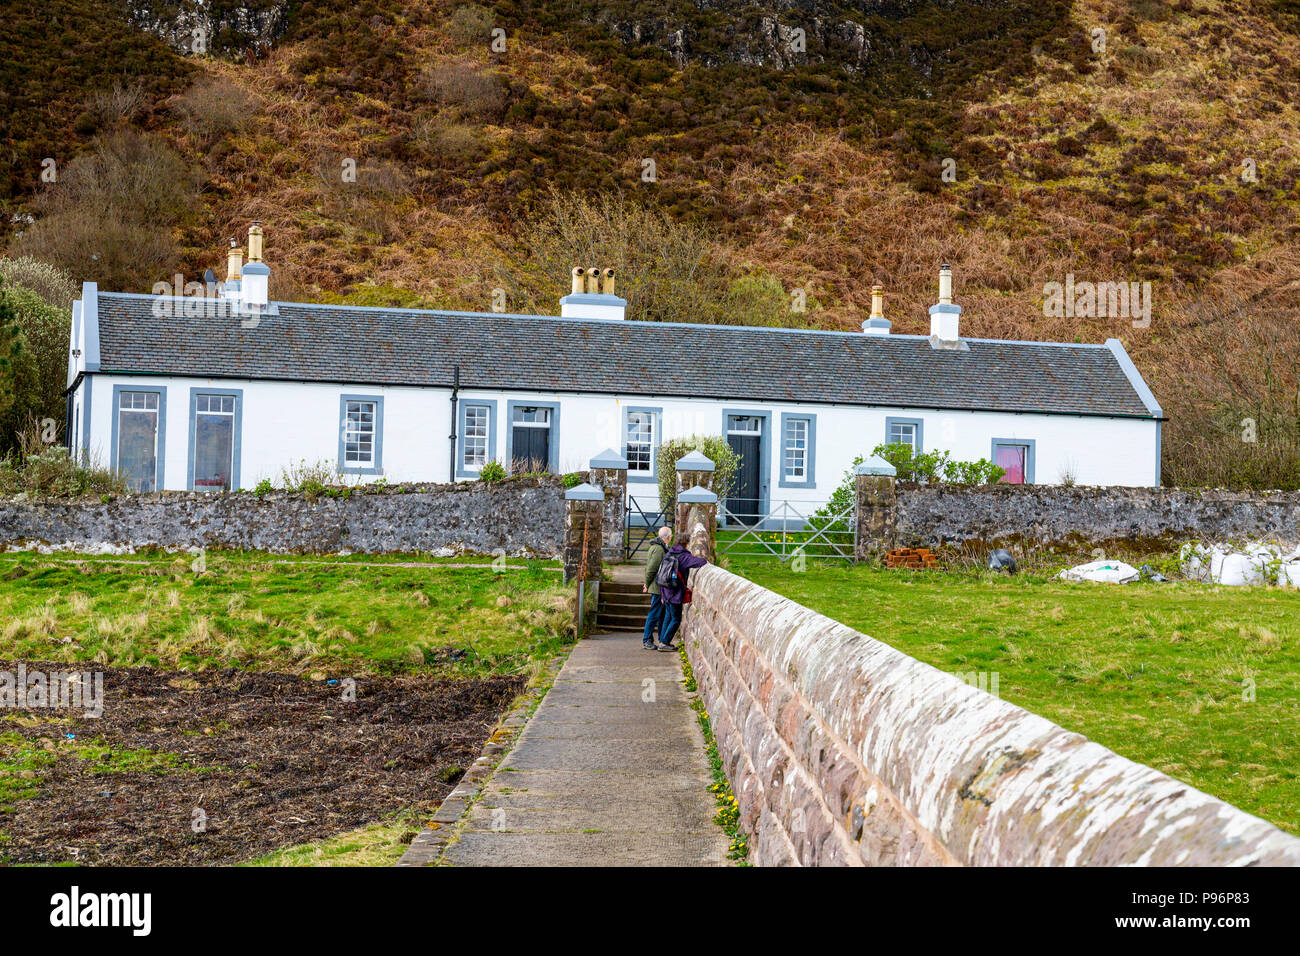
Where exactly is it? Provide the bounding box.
[0,550,571,678]
[728,559,1300,835]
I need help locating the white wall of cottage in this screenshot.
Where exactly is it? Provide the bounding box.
[73,374,1162,498]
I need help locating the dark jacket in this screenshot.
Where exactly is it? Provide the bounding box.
[644,538,668,595]
[660,545,708,605]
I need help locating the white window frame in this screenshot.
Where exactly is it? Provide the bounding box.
[784,419,807,480]
[625,408,657,478]
[463,405,490,470]
[778,413,815,489]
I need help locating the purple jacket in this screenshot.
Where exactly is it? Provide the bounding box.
[660,545,708,605]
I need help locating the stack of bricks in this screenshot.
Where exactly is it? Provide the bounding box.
[883,547,939,570]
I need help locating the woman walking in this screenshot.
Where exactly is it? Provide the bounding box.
[654,531,709,651]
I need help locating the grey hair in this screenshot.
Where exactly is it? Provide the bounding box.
[657,526,672,542]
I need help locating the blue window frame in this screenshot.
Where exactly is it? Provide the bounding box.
[624,405,662,484]
[338,393,384,476]
[884,416,924,453]
[778,413,816,489]
[991,438,1036,484]
[110,384,166,492]
[457,399,498,478]
[187,387,243,491]
[505,400,561,474]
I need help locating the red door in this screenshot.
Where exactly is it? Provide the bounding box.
[996,444,1026,484]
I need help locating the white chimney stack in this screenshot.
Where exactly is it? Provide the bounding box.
[928,263,965,349]
[240,222,270,311]
[241,261,269,309]
[862,284,891,335]
[560,265,626,320]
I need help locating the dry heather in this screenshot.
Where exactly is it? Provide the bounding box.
[7,0,1300,485]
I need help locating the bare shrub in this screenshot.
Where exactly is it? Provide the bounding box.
[447,4,495,44]
[0,257,77,310]
[173,77,259,142]
[0,416,125,497]
[422,61,506,119]
[84,81,146,128]
[11,131,198,291]
[502,190,730,325]
[1154,297,1300,489]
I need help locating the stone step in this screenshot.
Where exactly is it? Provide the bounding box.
[600,601,651,613]
[600,609,650,623]
[597,605,647,616]
[597,613,649,629]
[600,593,651,608]
[601,581,647,593]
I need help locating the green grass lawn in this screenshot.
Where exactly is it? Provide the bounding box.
[726,558,1300,835]
[0,550,572,678]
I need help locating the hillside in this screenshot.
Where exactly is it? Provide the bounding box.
[3,0,1300,486]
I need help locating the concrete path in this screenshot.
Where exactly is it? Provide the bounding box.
[441,630,729,866]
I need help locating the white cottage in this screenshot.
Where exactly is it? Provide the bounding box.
[65,227,1164,522]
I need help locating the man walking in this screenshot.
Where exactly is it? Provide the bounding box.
[656,531,709,652]
[642,527,671,649]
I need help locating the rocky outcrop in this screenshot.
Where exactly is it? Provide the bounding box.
[123,0,290,57]
[606,14,876,72]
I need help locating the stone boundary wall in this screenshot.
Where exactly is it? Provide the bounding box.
[683,565,1300,866]
[894,484,1300,548]
[0,478,565,556]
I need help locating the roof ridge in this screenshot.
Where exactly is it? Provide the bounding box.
[96,291,1110,349]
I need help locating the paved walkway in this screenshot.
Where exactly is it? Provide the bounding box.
[441,630,729,866]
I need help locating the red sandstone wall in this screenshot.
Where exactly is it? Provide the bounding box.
[682,565,1300,867]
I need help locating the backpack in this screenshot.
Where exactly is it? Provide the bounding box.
[655,549,683,589]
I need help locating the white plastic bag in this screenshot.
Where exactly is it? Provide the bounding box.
[1058,560,1141,584]
[1215,552,1265,586]
[1182,540,1283,586]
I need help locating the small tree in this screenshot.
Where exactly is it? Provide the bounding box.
[0,278,31,453]
[655,435,739,516]
[0,280,68,454]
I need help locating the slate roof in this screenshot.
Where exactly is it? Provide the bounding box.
[90,293,1160,419]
